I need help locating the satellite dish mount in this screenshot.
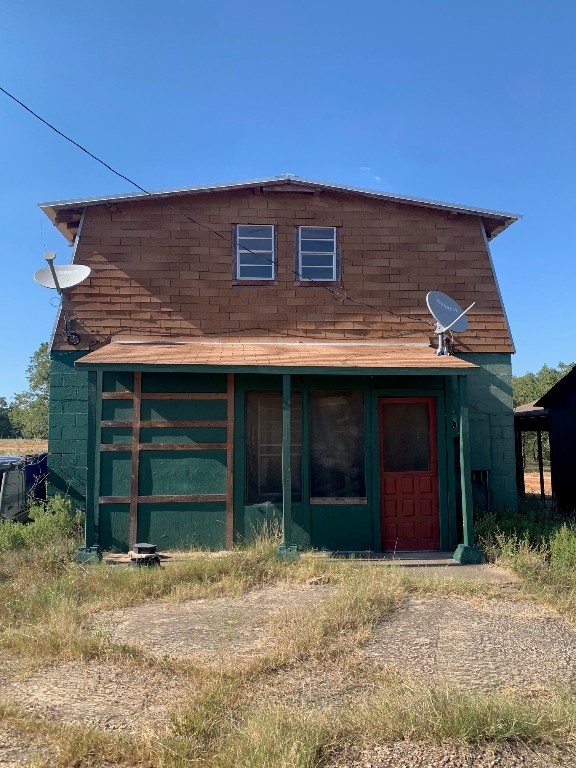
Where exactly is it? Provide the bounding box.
[425,291,475,356]
[33,253,91,346]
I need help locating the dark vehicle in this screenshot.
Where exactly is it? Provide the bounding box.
[0,454,48,521]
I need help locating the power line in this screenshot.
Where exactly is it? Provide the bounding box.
[1,84,433,331]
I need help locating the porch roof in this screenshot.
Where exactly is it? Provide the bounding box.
[76,339,478,376]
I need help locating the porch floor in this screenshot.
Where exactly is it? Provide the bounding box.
[316,551,458,566]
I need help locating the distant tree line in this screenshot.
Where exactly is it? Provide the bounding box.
[0,343,49,440]
[512,361,575,467]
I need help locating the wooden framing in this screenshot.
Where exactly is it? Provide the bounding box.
[226,373,234,549]
[99,495,227,504]
[128,372,142,549]
[97,375,234,549]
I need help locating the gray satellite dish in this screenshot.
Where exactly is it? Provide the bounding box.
[34,264,91,290]
[33,253,91,347]
[425,291,475,356]
[426,291,471,333]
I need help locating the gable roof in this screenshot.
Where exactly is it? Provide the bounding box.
[39,176,521,244]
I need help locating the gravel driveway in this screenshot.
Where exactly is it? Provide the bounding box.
[3,573,576,767]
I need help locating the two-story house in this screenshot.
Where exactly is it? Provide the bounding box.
[40,177,519,561]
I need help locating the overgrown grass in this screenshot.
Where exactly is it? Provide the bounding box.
[3,495,576,766]
[476,498,576,622]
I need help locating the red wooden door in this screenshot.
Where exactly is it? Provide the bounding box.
[379,397,439,551]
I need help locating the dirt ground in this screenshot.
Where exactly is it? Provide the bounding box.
[524,470,552,495]
[0,439,48,457]
[3,567,576,766]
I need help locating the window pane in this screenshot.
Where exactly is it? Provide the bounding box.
[246,391,302,503]
[381,403,430,472]
[310,391,365,498]
[300,227,335,240]
[238,238,273,252]
[236,225,274,280]
[300,239,335,253]
[301,267,335,280]
[300,254,335,267]
[239,253,274,267]
[238,265,274,279]
[238,225,273,238]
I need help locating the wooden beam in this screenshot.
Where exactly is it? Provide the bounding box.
[225,373,234,549]
[102,420,226,428]
[101,443,226,451]
[537,429,545,501]
[129,372,141,549]
[282,374,292,547]
[139,443,227,451]
[140,392,228,400]
[102,392,134,400]
[139,420,227,428]
[100,494,227,504]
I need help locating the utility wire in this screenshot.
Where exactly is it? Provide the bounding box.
[2,84,433,330]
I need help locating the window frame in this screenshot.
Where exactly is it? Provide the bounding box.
[245,390,303,504]
[295,226,340,284]
[233,224,276,283]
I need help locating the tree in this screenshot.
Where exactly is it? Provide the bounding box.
[512,362,575,407]
[9,342,50,439]
[0,397,17,438]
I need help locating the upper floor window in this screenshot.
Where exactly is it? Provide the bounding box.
[297,226,338,281]
[235,225,275,281]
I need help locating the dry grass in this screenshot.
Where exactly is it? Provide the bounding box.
[2,514,576,767]
[0,438,48,456]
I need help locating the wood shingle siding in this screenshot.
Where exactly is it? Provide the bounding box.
[48,186,513,354]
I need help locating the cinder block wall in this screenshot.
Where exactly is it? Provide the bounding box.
[461,352,517,510]
[48,351,89,508]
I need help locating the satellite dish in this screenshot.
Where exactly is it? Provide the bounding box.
[425,291,475,356]
[34,264,91,290]
[32,253,91,347]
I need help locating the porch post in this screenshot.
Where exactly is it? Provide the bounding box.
[537,429,545,501]
[76,369,101,562]
[453,374,485,564]
[279,373,294,556]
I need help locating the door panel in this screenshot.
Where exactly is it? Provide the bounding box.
[379,397,439,551]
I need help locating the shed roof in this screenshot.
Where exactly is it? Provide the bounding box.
[40,176,521,243]
[536,367,576,408]
[76,339,477,375]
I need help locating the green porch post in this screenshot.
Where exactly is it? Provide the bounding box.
[453,374,485,564]
[76,370,102,563]
[278,373,296,558]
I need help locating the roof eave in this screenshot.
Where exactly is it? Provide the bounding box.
[39,176,521,241]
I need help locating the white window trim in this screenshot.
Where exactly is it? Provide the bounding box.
[235,224,276,281]
[297,226,338,282]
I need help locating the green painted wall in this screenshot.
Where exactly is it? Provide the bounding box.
[459,353,517,510]
[96,371,228,551]
[48,351,90,508]
[233,373,452,552]
[55,358,507,551]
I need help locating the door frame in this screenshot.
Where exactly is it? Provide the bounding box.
[378,395,439,551]
[370,385,452,552]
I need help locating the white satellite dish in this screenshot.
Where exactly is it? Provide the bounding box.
[425,291,475,356]
[34,264,91,290]
[33,253,91,346]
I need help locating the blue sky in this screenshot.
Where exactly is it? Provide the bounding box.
[1,1,574,399]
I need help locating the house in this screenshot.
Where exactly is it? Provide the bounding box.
[532,368,576,511]
[40,177,519,561]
